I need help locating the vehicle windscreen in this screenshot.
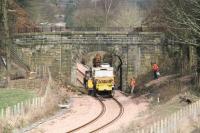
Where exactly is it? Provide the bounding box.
[94,70,113,77]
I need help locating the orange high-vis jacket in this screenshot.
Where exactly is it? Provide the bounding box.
[130,79,136,87]
[153,64,159,72]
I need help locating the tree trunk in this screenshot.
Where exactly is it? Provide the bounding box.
[2,0,11,82]
[196,47,200,87]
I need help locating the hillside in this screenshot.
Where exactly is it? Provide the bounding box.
[11,0,155,28]
[16,0,60,24]
[9,0,36,29]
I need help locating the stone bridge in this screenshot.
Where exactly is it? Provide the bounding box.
[14,31,167,91]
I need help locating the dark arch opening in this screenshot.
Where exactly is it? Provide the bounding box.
[80,51,123,90]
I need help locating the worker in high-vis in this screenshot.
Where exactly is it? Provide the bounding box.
[152,63,160,79]
[87,78,94,95]
[130,78,136,94]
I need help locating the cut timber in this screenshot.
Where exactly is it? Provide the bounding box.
[0,56,6,67]
[58,103,70,109]
[179,96,192,104]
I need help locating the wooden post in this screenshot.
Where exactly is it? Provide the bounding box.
[161,119,164,133]
[190,104,192,117]
[21,102,24,115]
[34,98,37,108]
[150,125,153,133]
[198,101,200,129]
[178,110,180,122]
[6,106,11,118]
[14,104,17,116]
[163,118,166,133]
[42,96,44,105]
[36,97,38,107]
[1,108,4,118]
[17,103,20,114]
[34,97,37,107]
[157,121,161,133]
[198,100,200,114]
[191,102,195,124]
[174,113,177,133]
[29,99,31,109]
[39,97,41,107]
[195,102,198,118]
[153,122,157,132]
[184,106,187,116]
[32,98,34,108]
[167,117,170,133]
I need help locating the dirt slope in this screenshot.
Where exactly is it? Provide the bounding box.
[9,0,36,30]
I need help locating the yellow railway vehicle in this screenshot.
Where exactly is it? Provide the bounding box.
[92,64,114,96]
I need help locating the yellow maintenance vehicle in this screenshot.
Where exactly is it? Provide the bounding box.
[92,63,115,96]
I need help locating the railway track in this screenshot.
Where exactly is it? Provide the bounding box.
[67,97,106,133]
[67,96,124,133]
[90,97,124,133]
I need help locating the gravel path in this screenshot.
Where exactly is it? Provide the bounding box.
[27,95,102,133]
[75,98,120,133]
[101,91,148,133]
[26,91,149,133]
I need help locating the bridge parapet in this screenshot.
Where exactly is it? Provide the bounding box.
[16,26,166,34]
[14,31,164,46]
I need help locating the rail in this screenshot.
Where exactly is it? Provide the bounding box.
[67,97,106,133]
[90,97,124,133]
[67,96,124,133]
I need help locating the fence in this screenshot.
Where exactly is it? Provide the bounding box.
[135,100,200,133]
[0,97,45,119]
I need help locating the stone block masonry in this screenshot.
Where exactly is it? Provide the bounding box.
[14,31,197,91]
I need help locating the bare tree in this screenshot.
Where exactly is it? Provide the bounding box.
[2,0,11,82]
[103,0,112,26]
[112,4,144,27]
[74,8,104,27]
[157,0,200,43]
[98,0,120,27]
[156,0,200,86]
[73,0,111,27]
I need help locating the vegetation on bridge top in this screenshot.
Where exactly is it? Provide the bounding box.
[14,30,164,37]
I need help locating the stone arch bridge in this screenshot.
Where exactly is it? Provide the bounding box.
[14,31,166,91]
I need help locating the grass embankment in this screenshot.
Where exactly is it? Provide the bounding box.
[0,89,35,109]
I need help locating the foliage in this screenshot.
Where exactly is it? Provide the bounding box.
[16,0,27,6]
[65,0,77,27]
[65,0,153,28]
[74,8,105,27]
[156,0,200,44]
[112,4,144,27]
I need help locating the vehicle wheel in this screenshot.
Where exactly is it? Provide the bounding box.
[92,86,97,97]
[93,91,96,97]
[87,90,89,95]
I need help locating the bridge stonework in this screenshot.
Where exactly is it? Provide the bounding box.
[14,31,165,91]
